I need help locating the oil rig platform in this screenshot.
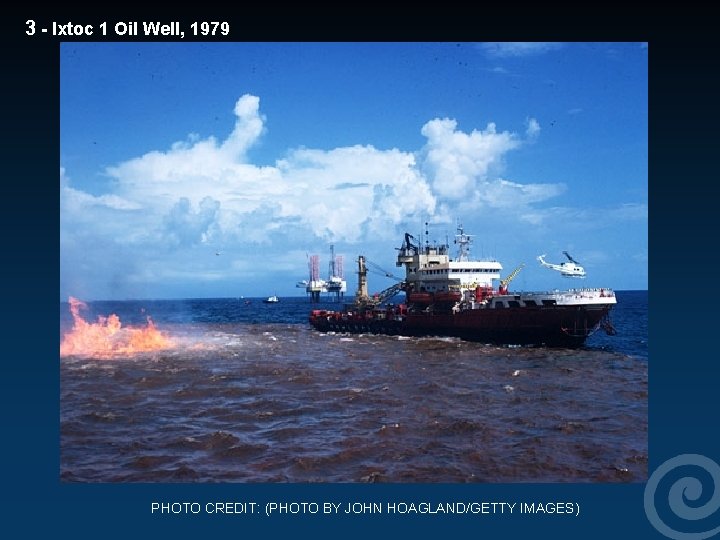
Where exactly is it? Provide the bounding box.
[297,245,347,301]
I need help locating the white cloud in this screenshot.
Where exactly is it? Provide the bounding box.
[222,94,265,159]
[61,167,142,213]
[480,42,563,58]
[162,196,221,247]
[420,118,520,199]
[61,94,570,298]
[488,179,564,207]
[609,202,648,220]
[277,145,435,241]
[525,117,541,139]
[94,95,439,245]
[519,202,648,228]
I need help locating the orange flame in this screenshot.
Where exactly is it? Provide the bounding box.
[60,297,174,357]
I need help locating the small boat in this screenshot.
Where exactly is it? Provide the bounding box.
[263,295,280,303]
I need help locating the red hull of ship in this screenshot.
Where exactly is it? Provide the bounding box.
[309,304,611,348]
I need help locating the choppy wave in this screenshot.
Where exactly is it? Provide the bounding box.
[61,315,647,482]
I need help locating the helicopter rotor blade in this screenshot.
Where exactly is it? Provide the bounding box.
[562,251,580,264]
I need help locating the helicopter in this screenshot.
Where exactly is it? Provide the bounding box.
[536,251,586,277]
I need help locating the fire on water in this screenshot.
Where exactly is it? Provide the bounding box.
[60,297,174,358]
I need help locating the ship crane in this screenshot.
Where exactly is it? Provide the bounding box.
[366,259,400,280]
[498,263,525,295]
[355,255,404,308]
[366,281,406,307]
[537,252,586,277]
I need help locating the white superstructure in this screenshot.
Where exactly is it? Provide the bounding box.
[397,226,502,295]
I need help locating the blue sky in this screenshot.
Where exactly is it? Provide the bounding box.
[60,42,647,300]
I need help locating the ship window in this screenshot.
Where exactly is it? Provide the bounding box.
[524,300,537,306]
[508,301,520,308]
[494,301,505,308]
[542,299,557,306]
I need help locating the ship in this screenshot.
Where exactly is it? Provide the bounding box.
[308,225,617,348]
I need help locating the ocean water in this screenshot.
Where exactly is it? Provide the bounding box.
[59,290,647,482]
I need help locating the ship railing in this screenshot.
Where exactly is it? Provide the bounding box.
[564,287,614,295]
[519,288,615,297]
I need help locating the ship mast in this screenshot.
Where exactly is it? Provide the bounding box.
[355,255,369,304]
[454,224,473,262]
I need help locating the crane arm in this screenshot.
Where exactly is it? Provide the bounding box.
[500,264,525,288]
[366,259,402,281]
[356,281,406,308]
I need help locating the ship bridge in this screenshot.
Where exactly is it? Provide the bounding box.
[396,226,502,294]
